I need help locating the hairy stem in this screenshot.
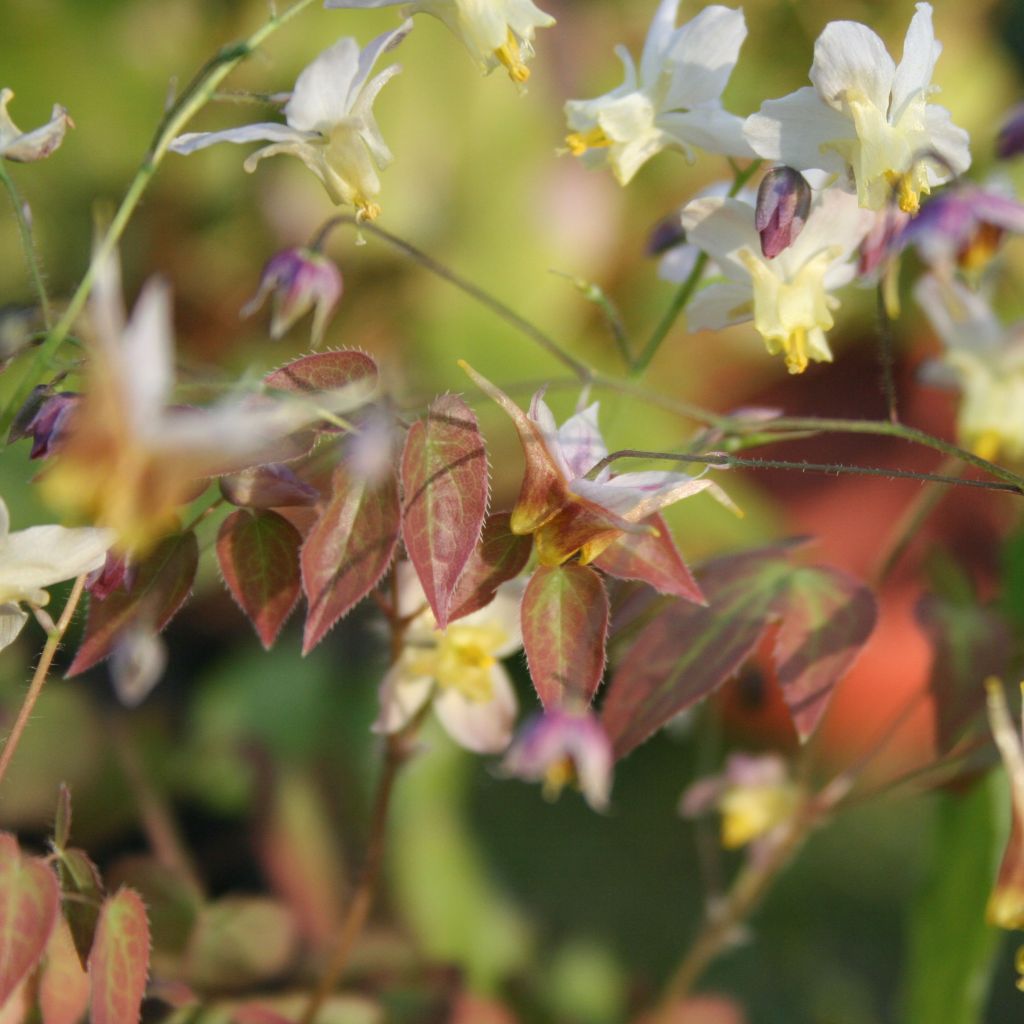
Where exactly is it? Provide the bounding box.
[0,161,53,329]
[0,575,87,788]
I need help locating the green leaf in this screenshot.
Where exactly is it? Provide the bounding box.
[88,888,150,1024]
[56,847,104,969]
[401,394,489,628]
[904,775,1007,1024]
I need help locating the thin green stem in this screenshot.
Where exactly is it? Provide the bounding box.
[0,0,320,432]
[0,161,53,328]
[632,158,762,376]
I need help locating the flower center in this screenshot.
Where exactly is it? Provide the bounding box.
[565,126,612,156]
[420,624,507,702]
[496,30,530,83]
[542,756,577,801]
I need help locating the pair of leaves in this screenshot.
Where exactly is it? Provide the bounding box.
[601,543,878,759]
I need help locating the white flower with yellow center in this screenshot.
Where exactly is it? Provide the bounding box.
[0,88,73,163]
[374,564,523,753]
[744,3,970,214]
[325,0,554,83]
[563,0,752,186]
[681,186,872,374]
[171,23,410,219]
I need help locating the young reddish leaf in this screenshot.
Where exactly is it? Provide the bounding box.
[68,533,199,676]
[772,566,877,741]
[522,565,609,708]
[0,834,60,1007]
[917,595,1011,754]
[602,547,793,759]
[217,511,302,650]
[39,918,90,1024]
[301,466,400,653]
[56,849,103,969]
[592,513,705,604]
[88,888,150,1024]
[265,350,378,395]
[401,394,489,628]
[219,465,318,510]
[447,512,532,623]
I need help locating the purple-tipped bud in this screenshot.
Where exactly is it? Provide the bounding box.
[8,388,79,459]
[242,247,343,348]
[997,104,1024,160]
[86,552,134,602]
[755,166,812,259]
[646,210,687,257]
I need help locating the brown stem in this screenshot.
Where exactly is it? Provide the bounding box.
[0,575,87,788]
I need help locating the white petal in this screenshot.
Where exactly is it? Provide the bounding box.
[639,0,683,85]
[659,105,753,159]
[0,525,113,602]
[922,104,971,180]
[744,87,851,171]
[555,403,607,481]
[890,3,940,124]
[433,665,518,754]
[780,186,871,270]
[686,281,754,331]
[286,38,361,130]
[914,275,1004,352]
[373,662,434,734]
[170,123,309,155]
[121,278,176,429]
[347,20,412,110]
[110,626,167,707]
[809,20,895,112]
[662,5,747,108]
[0,499,9,542]
[680,197,760,281]
[0,604,28,653]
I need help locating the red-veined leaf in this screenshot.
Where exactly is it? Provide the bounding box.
[88,888,149,1024]
[447,512,532,623]
[218,511,302,650]
[265,350,377,396]
[55,849,103,969]
[0,834,60,1007]
[522,564,609,708]
[39,918,89,1024]
[592,513,704,604]
[301,467,400,653]
[219,465,318,510]
[68,533,199,676]
[401,394,489,628]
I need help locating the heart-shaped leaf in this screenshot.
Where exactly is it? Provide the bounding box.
[88,888,150,1024]
[447,512,532,623]
[401,394,489,628]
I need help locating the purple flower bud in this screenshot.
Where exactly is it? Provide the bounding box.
[8,388,79,459]
[755,166,811,259]
[997,104,1024,160]
[646,210,687,257]
[242,247,343,348]
[86,552,134,602]
[500,709,613,811]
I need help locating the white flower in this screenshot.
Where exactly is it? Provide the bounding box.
[915,274,1024,463]
[325,0,554,83]
[564,0,752,186]
[0,88,73,163]
[171,24,411,219]
[680,186,873,373]
[744,3,970,213]
[374,564,522,754]
[0,497,113,653]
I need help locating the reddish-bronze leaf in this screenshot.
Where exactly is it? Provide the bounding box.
[39,918,90,1024]
[401,394,489,628]
[55,849,103,970]
[772,566,877,741]
[522,564,609,708]
[219,465,318,510]
[88,889,149,1024]
[301,466,400,653]
[0,834,60,1007]
[448,512,532,623]
[217,511,302,650]
[592,513,704,604]
[265,350,377,395]
[68,533,199,676]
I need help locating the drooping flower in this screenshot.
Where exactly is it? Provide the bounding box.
[325,0,554,83]
[171,23,411,219]
[374,563,523,754]
[242,247,343,348]
[0,496,113,653]
[564,1,752,185]
[680,752,802,849]
[501,709,613,811]
[914,274,1024,463]
[681,185,873,373]
[8,387,79,460]
[460,362,736,568]
[744,3,970,213]
[0,88,73,163]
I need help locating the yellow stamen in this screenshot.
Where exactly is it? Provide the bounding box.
[885,171,921,215]
[782,327,810,375]
[959,222,1003,272]
[542,756,576,801]
[972,430,1002,463]
[355,198,380,222]
[495,30,530,84]
[565,126,612,157]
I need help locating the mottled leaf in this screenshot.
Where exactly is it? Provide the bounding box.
[917,595,1011,754]
[0,834,60,1006]
[55,849,103,969]
[218,511,302,650]
[448,512,532,623]
[88,888,149,1024]
[39,918,90,1024]
[592,513,704,604]
[522,565,609,708]
[220,465,318,510]
[301,467,400,653]
[401,394,489,628]
[182,898,298,993]
[772,566,877,741]
[68,533,199,676]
